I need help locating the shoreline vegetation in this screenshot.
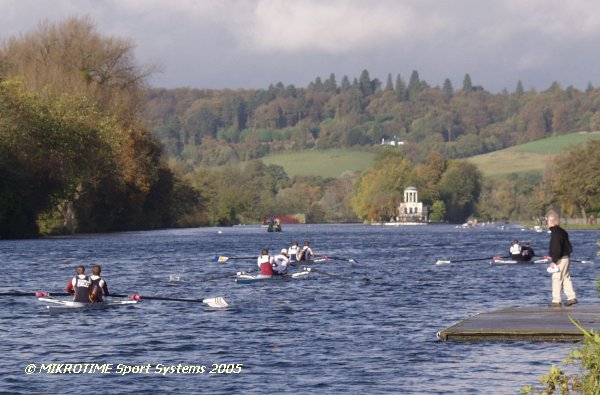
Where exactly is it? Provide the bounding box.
[1,16,599,239]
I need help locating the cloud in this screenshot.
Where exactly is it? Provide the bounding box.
[1,0,600,91]
[235,0,447,53]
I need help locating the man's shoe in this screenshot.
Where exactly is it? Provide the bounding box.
[567,299,578,306]
[548,302,562,307]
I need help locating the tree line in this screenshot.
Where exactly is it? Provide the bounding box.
[1,16,598,238]
[0,17,202,238]
[144,67,600,169]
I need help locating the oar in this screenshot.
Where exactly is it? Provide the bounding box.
[322,255,360,264]
[213,255,256,263]
[203,268,257,281]
[538,256,594,264]
[435,256,498,266]
[111,293,229,308]
[0,291,71,297]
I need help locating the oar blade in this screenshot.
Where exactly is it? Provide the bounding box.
[203,297,229,308]
[213,255,229,263]
[435,260,451,266]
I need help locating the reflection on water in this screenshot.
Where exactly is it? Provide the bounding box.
[0,224,598,393]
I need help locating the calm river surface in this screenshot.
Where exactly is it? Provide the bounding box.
[1,224,599,394]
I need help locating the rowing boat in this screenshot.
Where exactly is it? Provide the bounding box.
[490,257,550,265]
[38,297,138,313]
[235,269,311,284]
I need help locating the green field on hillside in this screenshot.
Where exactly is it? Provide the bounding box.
[467,132,600,178]
[261,149,375,178]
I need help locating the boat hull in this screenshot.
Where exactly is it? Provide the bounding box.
[39,297,138,313]
[235,270,310,284]
[491,258,550,265]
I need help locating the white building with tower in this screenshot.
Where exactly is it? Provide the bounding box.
[397,186,428,224]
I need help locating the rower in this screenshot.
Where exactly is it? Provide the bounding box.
[509,239,522,260]
[520,241,535,262]
[298,241,314,261]
[272,249,290,275]
[288,241,300,261]
[257,248,274,275]
[66,265,92,303]
[89,265,110,303]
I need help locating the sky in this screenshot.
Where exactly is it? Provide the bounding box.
[1,0,600,92]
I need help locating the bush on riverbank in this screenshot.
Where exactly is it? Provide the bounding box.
[521,319,600,394]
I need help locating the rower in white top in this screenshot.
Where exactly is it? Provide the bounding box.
[272,249,290,275]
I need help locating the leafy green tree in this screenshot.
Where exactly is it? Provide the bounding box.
[439,160,482,223]
[552,140,600,221]
[352,149,415,222]
[429,200,446,221]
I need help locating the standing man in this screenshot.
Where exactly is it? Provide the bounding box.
[66,265,92,303]
[547,214,577,307]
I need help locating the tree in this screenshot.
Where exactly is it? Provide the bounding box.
[0,17,189,236]
[462,74,473,93]
[407,70,421,100]
[552,140,600,222]
[385,73,394,92]
[324,73,337,94]
[395,74,407,101]
[0,16,157,124]
[358,69,373,96]
[352,150,415,222]
[442,78,454,100]
[516,80,524,96]
[438,160,482,223]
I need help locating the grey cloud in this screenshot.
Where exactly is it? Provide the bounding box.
[1,0,599,91]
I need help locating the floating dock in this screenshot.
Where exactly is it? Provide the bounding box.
[437,304,600,342]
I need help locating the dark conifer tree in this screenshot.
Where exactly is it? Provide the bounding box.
[515,80,524,96]
[358,69,372,96]
[340,75,351,91]
[462,74,472,93]
[395,74,407,101]
[407,70,421,100]
[442,78,453,100]
[324,73,338,94]
[385,73,394,92]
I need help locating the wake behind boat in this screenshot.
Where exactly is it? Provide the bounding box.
[39,296,138,313]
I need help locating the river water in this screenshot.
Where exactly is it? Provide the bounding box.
[1,224,598,394]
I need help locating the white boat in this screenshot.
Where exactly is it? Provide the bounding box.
[38,297,138,313]
[490,257,550,265]
[235,269,311,284]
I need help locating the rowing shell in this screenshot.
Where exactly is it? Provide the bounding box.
[235,269,311,284]
[490,258,550,265]
[39,297,138,313]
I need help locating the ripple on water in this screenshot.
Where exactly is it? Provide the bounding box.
[0,224,597,394]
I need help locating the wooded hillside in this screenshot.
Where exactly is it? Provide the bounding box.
[143,70,600,169]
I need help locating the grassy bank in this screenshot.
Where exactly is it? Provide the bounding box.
[468,132,600,178]
[261,149,375,178]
